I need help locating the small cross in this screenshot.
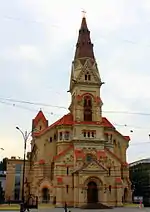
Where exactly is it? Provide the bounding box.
[82,10,86,18]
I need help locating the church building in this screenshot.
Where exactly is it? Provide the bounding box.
[5,15,132,207]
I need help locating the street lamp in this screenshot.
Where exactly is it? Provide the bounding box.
[16,127,34,204]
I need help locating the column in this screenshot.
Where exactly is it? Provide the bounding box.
[116,183,123,207]
[73,174,79,207]
[56,187,63,207]
[101,184,107,205]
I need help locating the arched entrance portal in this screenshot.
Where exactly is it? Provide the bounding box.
[87,181,98,203]
[42,187,50,203]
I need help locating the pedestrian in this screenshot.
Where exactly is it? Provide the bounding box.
[8,196,11,205]
[64,202,67,212]
[24,202,30,212]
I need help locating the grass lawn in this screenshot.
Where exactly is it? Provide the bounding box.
[0,204,20,211]
[124,203,139,207]
[0,203,54,211]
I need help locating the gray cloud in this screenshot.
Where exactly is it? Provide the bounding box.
[0,0,150,162]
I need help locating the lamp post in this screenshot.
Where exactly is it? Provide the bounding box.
[16,127,33,204]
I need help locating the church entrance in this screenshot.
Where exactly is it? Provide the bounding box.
[42,187,50,203]
[87,181,98,203]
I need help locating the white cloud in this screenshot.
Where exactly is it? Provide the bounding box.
[1,0,150,163]
[19,45,42,61]
[2,45,43,62]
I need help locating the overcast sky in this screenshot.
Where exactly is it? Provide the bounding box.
[0,0,150,163]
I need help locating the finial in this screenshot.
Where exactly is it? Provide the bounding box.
[82,10,86,18]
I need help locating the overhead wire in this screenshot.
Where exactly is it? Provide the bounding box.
[1,100,150,147]
[1,100,150,146]
[1,96,150,117]
[1,15,150,165]
[0,99,150,132]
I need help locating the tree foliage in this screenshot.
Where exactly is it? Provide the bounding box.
[0,158,8,171]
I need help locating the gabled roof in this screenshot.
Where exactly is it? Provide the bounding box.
[105,147,128,167]
[102,117,115,128]
[53,145,73,161]
[52,143,128,167]
[32,110,48,129]
[33,113,130,142]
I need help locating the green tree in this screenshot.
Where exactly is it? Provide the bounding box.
[0,158,8,171]
[0,182,4,203]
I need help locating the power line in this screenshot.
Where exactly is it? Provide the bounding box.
[0,100,55,116]
[0,97,66,109]
[0,99,150,131]
[1,97,150,116]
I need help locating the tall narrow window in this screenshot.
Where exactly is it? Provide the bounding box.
[88,75,91,81]
[54,134,57,141]
[109,185,112,193]
[66,185,69,193]
[59,132,62,140]
[72,173,74,189]
[85,72,91,81]
[67,167,69,175]
[51,162,54,181]
[64,132,69,140]
[108,167,111,176]
[92,131,95,138]
[84,96,92,121]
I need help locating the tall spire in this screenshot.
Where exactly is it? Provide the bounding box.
[74,13,95,60]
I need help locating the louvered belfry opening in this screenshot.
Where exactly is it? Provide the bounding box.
[84,96,92,121]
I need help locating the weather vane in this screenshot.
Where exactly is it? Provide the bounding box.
[82,10,86,18]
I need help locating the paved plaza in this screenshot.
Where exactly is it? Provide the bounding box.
[30,207,150,212]
[1,207,150,212]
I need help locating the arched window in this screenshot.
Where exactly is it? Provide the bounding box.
[84,96,92,121]
[88,75,91,81]
[51,162,54,180]
[85,72,91,81]
[109,185,112,193]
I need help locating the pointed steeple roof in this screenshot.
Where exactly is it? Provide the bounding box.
[32,109,48,129]
[74,16,95,60]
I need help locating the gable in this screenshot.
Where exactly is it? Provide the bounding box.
[83,161,107,172]
[54,145,74,162]
[32,110,48,130]
[105,147,128,167]
[74,159,108,173]
[76,66,100,84]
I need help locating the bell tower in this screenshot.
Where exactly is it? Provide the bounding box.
[69,14,103,123]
